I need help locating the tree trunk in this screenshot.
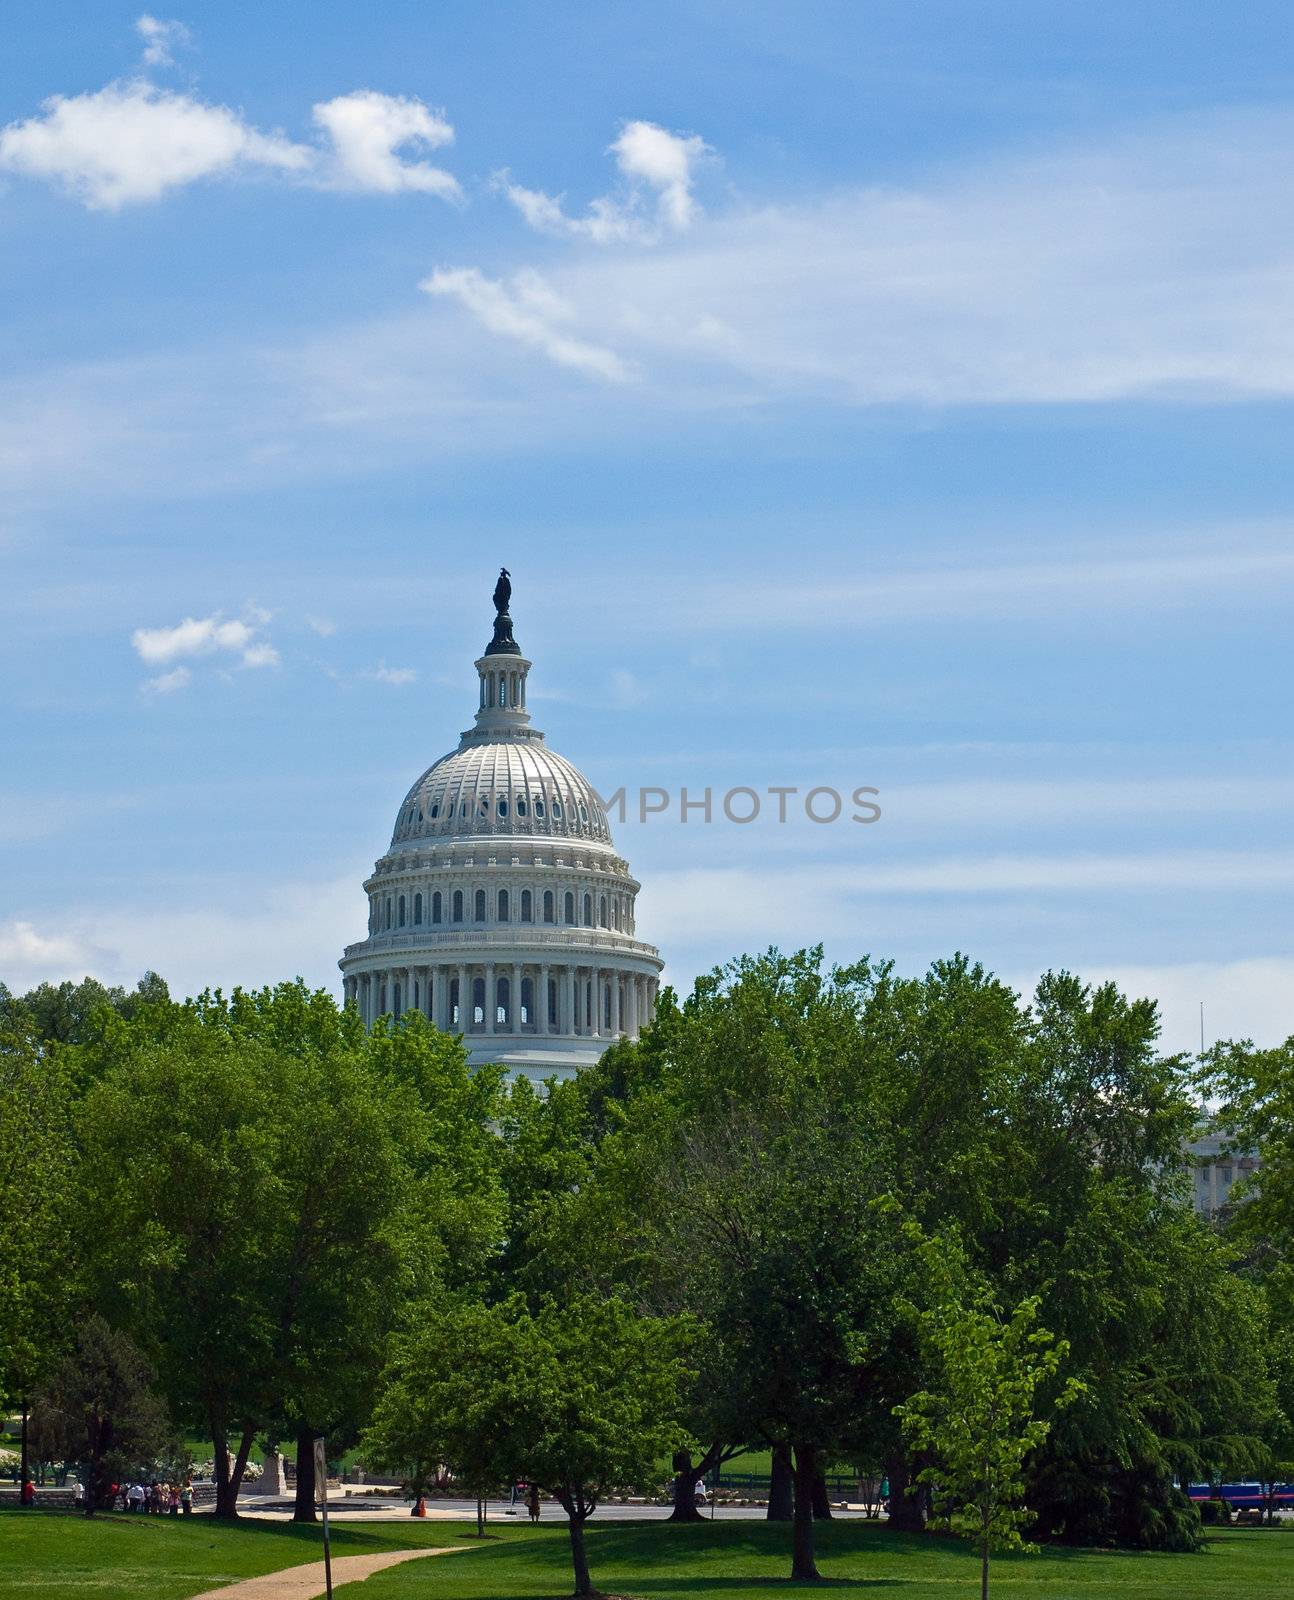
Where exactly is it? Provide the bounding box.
[669,1448,704,1522]
[791,1443,821,1581]
[885,1451,925,1532]
[767,1440,793,1521]
[213,1424,256,1518]
[476,1494,485,1536]
[19,1402,30,1510]
[811,1468,833,1520]
[981,1533,989,1600]
[568,1514,593,1597]
[293,1425,317,1523]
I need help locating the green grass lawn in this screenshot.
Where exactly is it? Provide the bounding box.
[0,1510,478,1599]
[1,1513,1291,1600]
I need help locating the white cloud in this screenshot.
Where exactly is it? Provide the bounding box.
[0,81,310,208]
[312,91,459,197]
[0,873,361,1001]
[612,120,708,231]
[306,615,336,637]
[135,15,191,69]
[502,118,708,242]
[143,665,191,694]
[0,920,108,988]
[370,662,416,685]
[421,266,632,381]
[130,608,277,685]
[132,613,253,664]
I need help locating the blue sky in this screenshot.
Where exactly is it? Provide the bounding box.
[2,3,1291,1052]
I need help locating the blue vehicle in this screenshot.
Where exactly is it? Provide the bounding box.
[1187,1482,1294,1511]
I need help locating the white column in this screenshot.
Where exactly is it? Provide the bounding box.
[485,962,496,1033]
[512,962,523,1032]
[591,968,602,1038]
[567,967,578,1035]
[611,973,621,1036]
[540,964,551,1034]
[626,975,637,1036]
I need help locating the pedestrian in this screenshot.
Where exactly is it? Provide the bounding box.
[527,1483,541,1523]
[168,1483,180,1515]
[20,1478,35,1507]
[129,1481,145,1513]
[72,1480,84,1508]
[180,1480,193,1516]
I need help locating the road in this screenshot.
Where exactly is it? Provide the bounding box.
[236,1493,876,1524]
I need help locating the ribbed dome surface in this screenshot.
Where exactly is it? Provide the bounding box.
[392,740,612,846]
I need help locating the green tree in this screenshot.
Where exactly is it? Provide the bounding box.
[895,1260,1082,1600]
[590,948,915,1579]
[0,1011,78,1499]
[366,1293,692,1597]
[34,1314,172,1513]
[75,982,497,1518]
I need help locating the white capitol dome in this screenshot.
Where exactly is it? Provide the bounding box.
[339,571,663,1082]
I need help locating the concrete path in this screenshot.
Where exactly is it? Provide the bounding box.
[200,1545,469,1598]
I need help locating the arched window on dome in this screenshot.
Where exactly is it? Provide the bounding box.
[543,890,555,924]
[384,898,392,930]
[414,892,423,925]
[534,795,545,819]
[520,889,532,923]
[516,794,527,817]
[432,891,442,924]
[498,888,510,922]
[552,799,563,820]
[475,888,486,922]
[583,892,592,926]
[479,795,489,817]
[460,799,469,819]
[598,895,607,928]
[452,890,464,923]
[398,895,406,928]
[498,796,508,819]
[430,802,439,819]
[564,891,575,924]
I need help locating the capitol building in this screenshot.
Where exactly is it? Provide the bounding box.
[339,572,663,1082]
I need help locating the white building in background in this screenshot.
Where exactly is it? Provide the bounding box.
[1188,1126,1261,1217]
[339,571,663,1084]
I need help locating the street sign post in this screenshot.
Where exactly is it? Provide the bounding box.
[314,1437,333,1600]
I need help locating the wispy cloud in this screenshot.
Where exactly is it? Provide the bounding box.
[456,109,1294,400]
[501,119,709,243]
[421,267,632,381]
[131,607,278,688]
[142,664,191,695]
[368,662,417,686]
[135,15,191,69]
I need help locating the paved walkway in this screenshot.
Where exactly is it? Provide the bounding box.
[198,1545,469,1598]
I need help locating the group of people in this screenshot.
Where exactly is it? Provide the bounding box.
[111,1479,193,1515]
